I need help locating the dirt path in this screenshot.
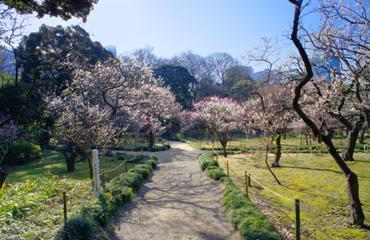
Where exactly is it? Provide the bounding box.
[111,141,240,240]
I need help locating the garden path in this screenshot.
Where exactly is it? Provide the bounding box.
[111,141,240,240]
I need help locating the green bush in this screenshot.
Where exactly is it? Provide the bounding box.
[198,153,281,240]
[222,178,281,240]
[129,164,153,179]
[54,155,158,239]
[3,143,42,165]
[81,203,108,227]
[139,158,158,169]
[199,153,218,170]
[54,217,108,240]
[115,142,170,152]
[205,166,226,180]
[123,171,144,191]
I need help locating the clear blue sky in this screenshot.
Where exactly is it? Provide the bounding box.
[26,0,314,63]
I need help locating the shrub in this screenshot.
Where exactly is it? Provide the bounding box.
[81,203,108,227]
[222,178,281,240]
[199,153,218,170]
[198,153,281,240]
[129,164,153,179]
[54,155,158,239]
[54,217,109,240]
[3,143,42,165]
[139,158,158,169]
[205,166,226,180]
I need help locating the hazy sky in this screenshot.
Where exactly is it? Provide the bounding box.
[25,0,319,68]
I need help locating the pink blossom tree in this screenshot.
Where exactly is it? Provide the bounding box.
[190,97,244,157]
[242,84,295,185]
[130,84,181,148]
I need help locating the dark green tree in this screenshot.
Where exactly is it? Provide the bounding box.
[14,24,113,146]
[154,65,197,109]
[223,65,253,92]
[1,0,98,21]
[230,79,255,101]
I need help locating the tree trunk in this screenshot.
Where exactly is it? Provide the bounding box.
[0,167,7,189]
[347,172,365,225]
[359,127,366,145]
[219,138,228,157]
[272,134,281,167]
[62,145,77,173]
[264,145,281,185]
[148,129,155,148]
[66,153,77,172]
[342,120,363,162]
[78,146,93,179]
[289,0,365,226]
[38,118,54,148]
[222,144,227,157]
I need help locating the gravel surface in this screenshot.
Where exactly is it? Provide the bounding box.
[111,142,240,240]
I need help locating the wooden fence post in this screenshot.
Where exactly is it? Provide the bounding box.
[248,173,251,187]
[63,191,67,223]
[226,160,229,177]
[245,171,248,196]
[295,199,301,240]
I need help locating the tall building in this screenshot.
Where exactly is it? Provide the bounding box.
[105,45,117,57]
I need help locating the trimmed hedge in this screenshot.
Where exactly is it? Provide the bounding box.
[2,143,42,165]
[198,153,281,240]
[199,152,219,171]
[114,142,171,152]
[223,178,281,240]
[205,166,226,180]
[200,144,370,155]
[54,155,158,240]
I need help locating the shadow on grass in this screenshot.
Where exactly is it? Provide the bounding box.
[280,165,342,175]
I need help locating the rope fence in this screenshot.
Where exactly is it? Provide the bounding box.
[222,158,339,240]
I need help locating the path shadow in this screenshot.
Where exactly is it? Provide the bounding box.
[111,142,239,239]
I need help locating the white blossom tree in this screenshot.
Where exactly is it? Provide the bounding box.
[49,58,181,173]
[0,115,24,188]
[189,96,243,157]
[130,84,181,148]
[242,84,295,185]
[243,84,295,167]
[288,0,366,225]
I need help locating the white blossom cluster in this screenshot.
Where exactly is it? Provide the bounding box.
[48,59,181,149]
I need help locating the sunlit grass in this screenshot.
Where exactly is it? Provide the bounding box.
[189,136,370,153]
[1,150,139,239]
[7,150,132,183]
[217,152,370,240]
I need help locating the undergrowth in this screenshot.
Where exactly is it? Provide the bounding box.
[198,152,281,240]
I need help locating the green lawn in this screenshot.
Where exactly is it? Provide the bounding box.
[217,151,370,240]
[0,149,137,240]
[6,150,133,183]
[189,136,369,153]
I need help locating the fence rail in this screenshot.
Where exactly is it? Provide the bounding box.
[222,158,339,240]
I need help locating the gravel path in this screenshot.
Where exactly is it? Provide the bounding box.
[111,141,240,240]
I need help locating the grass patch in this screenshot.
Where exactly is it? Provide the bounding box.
[54,155,158,240]
[217,152,370,239]
[0,150,157,240]
[189,136,370,154]
[223,178,281,240]
[198,153,281,239]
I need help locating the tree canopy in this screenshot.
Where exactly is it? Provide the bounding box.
[1,0,98,21]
